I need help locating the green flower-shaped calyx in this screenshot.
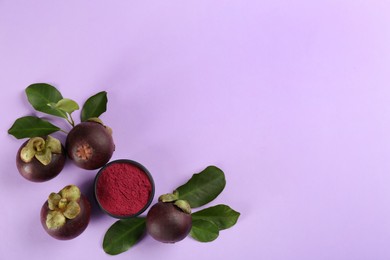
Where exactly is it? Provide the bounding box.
[158,190,179,203]
[158,190,191,214]
[87,117,113,135]
[20,136,62,165]
[174,200,191,214]
[46,185,81,229]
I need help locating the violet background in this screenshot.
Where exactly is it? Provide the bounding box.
[1,1,390,259]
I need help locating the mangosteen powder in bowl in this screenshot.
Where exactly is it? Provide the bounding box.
[94,159,155,218]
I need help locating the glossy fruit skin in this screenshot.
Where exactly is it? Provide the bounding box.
[66,121,114,170]
[146,202,192,243]
[40,195,91,240]
[16,141,66,182]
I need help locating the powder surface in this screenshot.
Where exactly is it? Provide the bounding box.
[96,162,152,216]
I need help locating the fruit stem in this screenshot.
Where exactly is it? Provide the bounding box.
[64,113,75,127]
[68,113,75,127]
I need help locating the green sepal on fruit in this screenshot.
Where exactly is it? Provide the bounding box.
[45,185,82,229]
[41,185,91,240]
[20,136,62,166]
[16,136,66,182]
[158,191,191,214]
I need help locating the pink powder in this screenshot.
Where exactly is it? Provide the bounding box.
[96,162,152,216]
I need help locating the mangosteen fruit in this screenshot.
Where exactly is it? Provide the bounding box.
[146,200,192,243]
[66,120,114,170]
[16,136,66,182]
[40,185,91,240]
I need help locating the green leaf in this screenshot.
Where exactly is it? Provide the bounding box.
[25,83,67,118]
[190,219,219,242]
[55,98,79,114]
[8,116,61,139]
[103,217,146,255]
[176,166,226,208]
[191,204,240,230]
[81,91,107,122]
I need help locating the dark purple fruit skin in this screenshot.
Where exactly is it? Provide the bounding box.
[66,121,114,170]
[16,141,66,182]
[40,195,91,240]
[146,202,192,243]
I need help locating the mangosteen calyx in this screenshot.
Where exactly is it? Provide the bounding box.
[158,191,191,214]
[20,136,62,166]
[45,185,81,229]
[158,190,179,203]
[87,117,113,135]
[86,117,104,125]
[174,200,191,214]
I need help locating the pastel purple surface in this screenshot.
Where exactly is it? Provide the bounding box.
[1,1,390,259]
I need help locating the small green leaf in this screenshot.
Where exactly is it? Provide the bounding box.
[191,205,240,230]
[103,218,146,255]
[55,98,79,114]
[176,166,226,208]
[81,91,107,122]
[25,83,67,118]
[8,116,61,139]
[190,219,219,242]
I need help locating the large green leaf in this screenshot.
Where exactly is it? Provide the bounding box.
[103,218,146,255]
[8,116,61,139]
[191,204,240,230]
[80,91,107,121]
[25,83,67,118]
[176,166,226,208]
[190,219,219,242]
